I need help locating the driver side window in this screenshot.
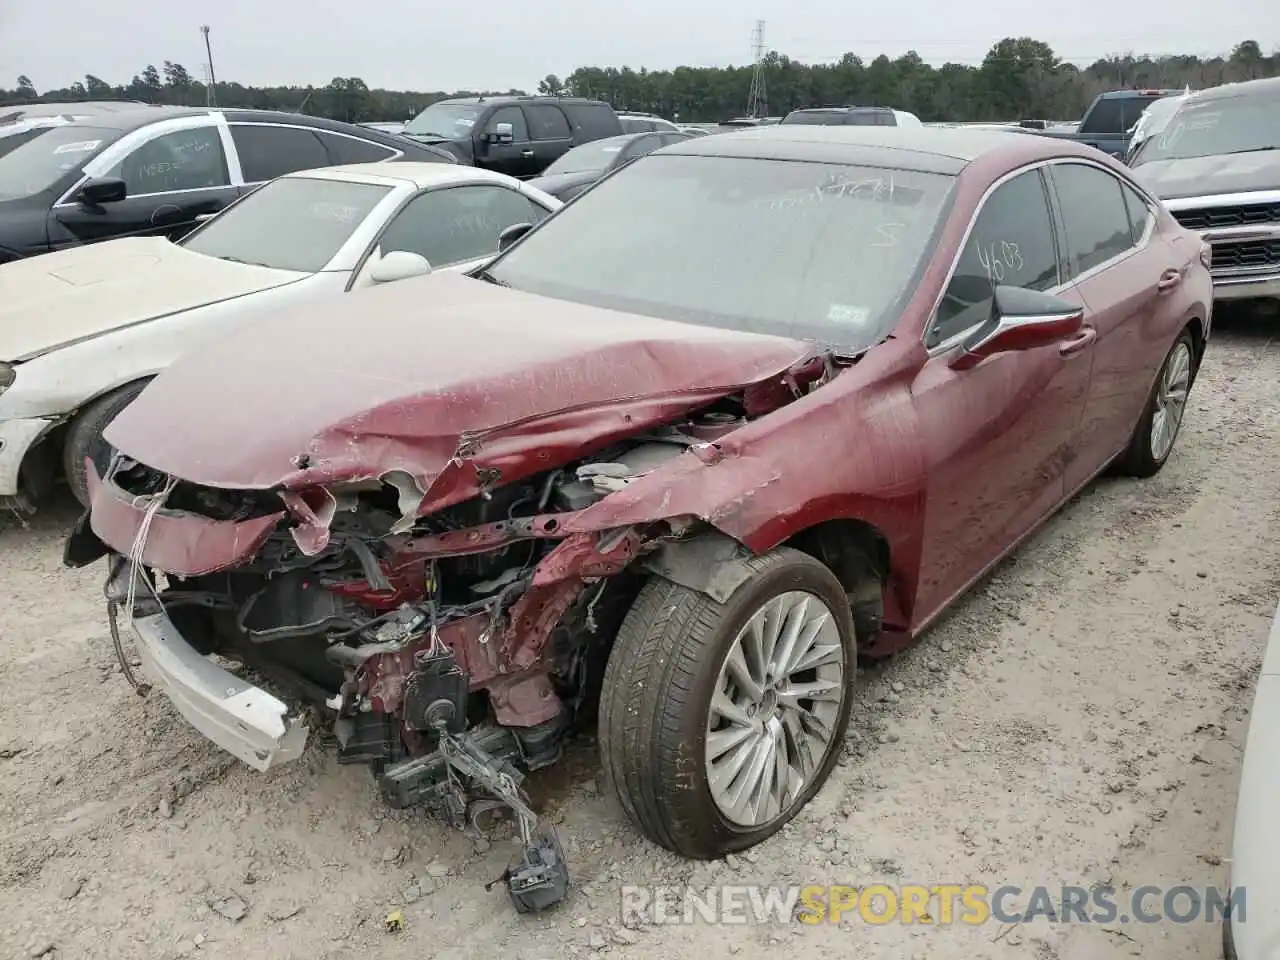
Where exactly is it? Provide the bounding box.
[483,106,529,143]
[928,169,1059,348]
[104,126,230,195]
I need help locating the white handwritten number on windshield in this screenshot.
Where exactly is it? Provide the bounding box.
[976,240,1023,283]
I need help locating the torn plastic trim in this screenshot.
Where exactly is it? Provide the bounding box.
[129,606,309,772]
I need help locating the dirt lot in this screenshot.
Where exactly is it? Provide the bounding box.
[2,315,1278,960]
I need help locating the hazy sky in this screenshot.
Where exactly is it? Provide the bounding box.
[1,0,1271,94]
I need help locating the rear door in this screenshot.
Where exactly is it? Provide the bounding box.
[52,122,236,246]
[522,104,574,174]
[911,167,1093,619]
[1046,160,1184,488]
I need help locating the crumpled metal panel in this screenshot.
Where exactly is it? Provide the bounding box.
[85,463,284,576]
[101,274,818,504]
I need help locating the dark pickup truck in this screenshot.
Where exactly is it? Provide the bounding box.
[1030,89,1185,159]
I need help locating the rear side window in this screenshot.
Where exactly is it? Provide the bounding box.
[619,117,654,133]
[231,125,328,182]
[567,103,622,138]
[525,104,572,141]
[1050,163,1137,275]
[316,132,397,164]
[930,169,1059,347]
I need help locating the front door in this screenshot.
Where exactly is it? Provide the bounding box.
[50,124,236,248]
[473,106,539,178]
[910,167,1095,621]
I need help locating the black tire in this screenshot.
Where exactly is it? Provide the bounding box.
[63,379,152,507]
[598,546,857,859]
[1115,329,1196,479]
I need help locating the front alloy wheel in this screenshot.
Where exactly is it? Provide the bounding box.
[598,547,858,859]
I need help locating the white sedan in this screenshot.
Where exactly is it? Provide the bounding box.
[0,162,561,509]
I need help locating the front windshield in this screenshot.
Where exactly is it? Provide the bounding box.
[1133,93,1280,164]
[543,139,627,175]
[181,176,392,272]
[404,102,483,138]
[0,124,116,200]
[486,154,956,350]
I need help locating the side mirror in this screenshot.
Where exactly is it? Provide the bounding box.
[497,222,533,253]
[487,121,514,144]
[369,250,433,284]
[948,285,1084,370]
[78,176,127,206]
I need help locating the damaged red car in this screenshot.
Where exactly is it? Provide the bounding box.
[65,126,1211,910]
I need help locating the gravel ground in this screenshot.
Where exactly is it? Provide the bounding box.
[2,314,1277,960]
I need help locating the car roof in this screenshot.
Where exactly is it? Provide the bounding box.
[1187,75,1280,104]
[283,161,525,189]
[660,124,1094,174]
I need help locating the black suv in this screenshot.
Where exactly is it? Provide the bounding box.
[401,96,623,176]
[0,107,455,262]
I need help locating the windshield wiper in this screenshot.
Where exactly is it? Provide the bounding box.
[217,255,270,268]
[475,268,509,287]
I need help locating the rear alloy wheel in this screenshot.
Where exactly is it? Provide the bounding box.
[598,547,857,858]
[1116,329,1195,478]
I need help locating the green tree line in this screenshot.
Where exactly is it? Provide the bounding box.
[4,38,1277,125]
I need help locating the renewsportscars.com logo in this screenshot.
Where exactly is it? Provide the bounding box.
[619,884,1245,926]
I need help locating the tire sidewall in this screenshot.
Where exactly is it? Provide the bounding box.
[673,552,857,853]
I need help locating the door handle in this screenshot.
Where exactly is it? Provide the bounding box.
[520,149,535,158]
[1058,326,1097,356]
[1156,268,1183,291]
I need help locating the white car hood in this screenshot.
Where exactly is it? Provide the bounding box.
[0,236,305,362]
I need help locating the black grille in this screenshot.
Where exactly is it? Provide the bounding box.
[1173,203,1280,231]
[1211,238,1280,271]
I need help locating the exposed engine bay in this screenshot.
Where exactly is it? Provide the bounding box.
[86,397,784,911]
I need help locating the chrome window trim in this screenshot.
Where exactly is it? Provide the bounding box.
[1161,188,1280,212]
[923,157,1153,357]
[52,111,232,207]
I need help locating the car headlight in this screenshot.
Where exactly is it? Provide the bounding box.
[0,363,14,396]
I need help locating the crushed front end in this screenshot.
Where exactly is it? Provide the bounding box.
[64,403,776,910]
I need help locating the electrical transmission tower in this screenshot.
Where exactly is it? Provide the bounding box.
[747,20,767,118]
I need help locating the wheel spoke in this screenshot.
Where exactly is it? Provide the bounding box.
[705,589,848,829]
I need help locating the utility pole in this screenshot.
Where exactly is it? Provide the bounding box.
[200,25,217,106]
[747,20,767,118]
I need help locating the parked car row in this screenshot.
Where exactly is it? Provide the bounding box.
[0,117,1219,914]
[0,106,456,261]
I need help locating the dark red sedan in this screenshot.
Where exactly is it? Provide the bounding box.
[66,126,1211,910]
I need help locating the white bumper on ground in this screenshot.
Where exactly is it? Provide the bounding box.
[0,416,57,497]
[1228,600,1280,958]
[129,608,309,772]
